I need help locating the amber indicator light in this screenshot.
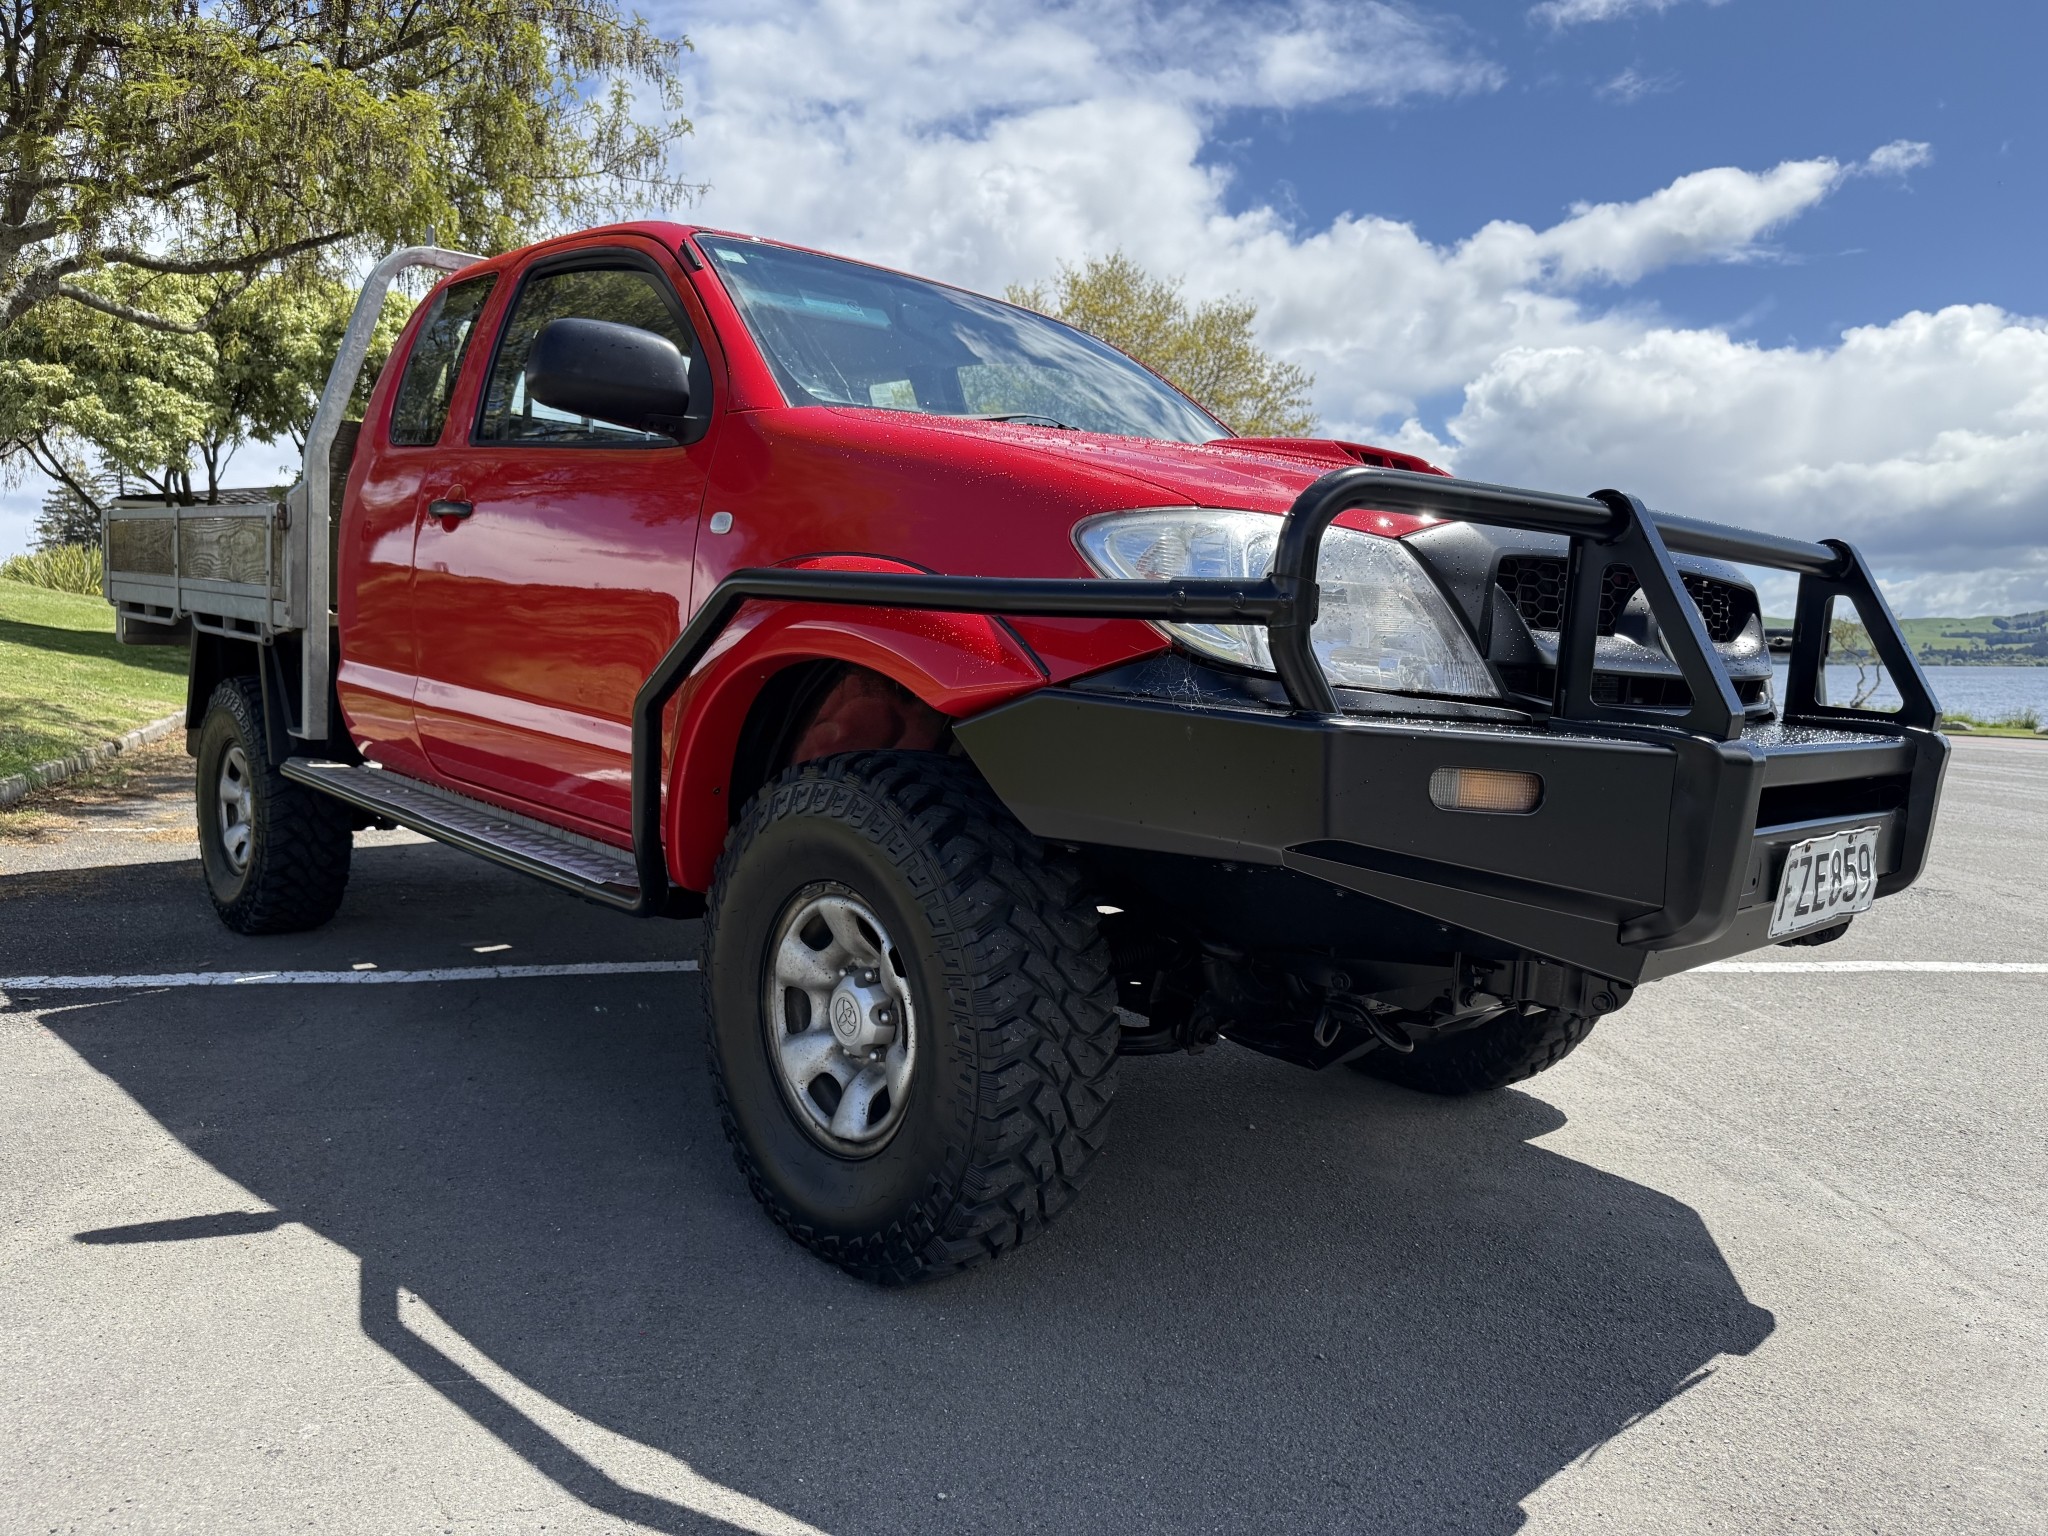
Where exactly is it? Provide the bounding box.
[1429,767,1544,815]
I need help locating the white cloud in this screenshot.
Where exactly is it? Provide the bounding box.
[681,0,1498,129]
[1530,0,1725,29]
[657,0,2044,612]
[1413,306,2048,613]
[1526,158,1846,285]
[11,0,2025,617]
[1598,65,1677,103]
[1863,139,1934,177]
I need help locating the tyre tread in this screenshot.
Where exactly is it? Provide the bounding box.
[200,676,352,935]
[701,751,1119,1284]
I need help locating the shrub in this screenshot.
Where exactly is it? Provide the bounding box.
[0,543,104,595]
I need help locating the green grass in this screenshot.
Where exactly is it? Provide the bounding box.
[1940,708,2045,740]
[0,579,187,783]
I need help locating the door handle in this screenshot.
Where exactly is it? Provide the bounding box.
[428,499,474,522]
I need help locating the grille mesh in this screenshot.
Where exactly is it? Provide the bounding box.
[1494,557,1751,644]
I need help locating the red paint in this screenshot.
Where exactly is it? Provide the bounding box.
[337,221,1450,887]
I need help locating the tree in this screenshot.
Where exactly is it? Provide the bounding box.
[0,266,410,506]
[0,2,693,342]
[1007,253,1318,438]
[34,466,115,547]
[0,268,215,507]
[193,272,413,496]
[1829,616,1884,708]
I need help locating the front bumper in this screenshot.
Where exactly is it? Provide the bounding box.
[954,682,1949,985]
[633,464,1949,947]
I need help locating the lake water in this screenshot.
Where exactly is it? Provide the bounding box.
[1769,663,2048,723]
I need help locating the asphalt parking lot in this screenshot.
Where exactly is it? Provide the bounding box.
[2,738,2043,1535]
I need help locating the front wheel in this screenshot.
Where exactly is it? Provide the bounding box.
[701,752,1119,1284]
[1351,1007,1596,1096]
[194,676,353,934]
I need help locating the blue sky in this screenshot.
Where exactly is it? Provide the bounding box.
[1205,1,2041,363]
[660,0,2048,615]
[11,0,2044,616]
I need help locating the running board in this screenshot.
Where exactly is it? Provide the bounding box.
[282,759,643,911]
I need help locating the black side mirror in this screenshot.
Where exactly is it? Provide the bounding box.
[525,317,692,437]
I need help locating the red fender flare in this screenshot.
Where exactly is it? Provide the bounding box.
[663,556,1048,890]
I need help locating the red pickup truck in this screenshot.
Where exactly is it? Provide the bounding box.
[104,222,1948,1283]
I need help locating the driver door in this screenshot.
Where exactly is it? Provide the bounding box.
[410,240,716,836]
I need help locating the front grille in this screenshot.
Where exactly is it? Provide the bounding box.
[1495,556,1566,630]
[1682,572,1739,640]
[1494,558,1753,644]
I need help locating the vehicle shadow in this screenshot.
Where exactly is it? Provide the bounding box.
[25,844,1774,1536]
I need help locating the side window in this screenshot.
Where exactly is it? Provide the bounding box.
[388,274,497,446]
[477,264,698,446]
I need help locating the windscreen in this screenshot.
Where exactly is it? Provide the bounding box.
[698,237,1225,445]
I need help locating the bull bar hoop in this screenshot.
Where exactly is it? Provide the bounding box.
[627,466,1938,915]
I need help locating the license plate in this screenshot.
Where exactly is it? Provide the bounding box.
[1769,826,1881,939]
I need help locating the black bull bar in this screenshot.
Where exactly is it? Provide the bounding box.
[626,466,1946,980]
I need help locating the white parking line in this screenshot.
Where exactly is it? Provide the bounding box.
[2,959,2039,993]
[0,960,698,990]
[1697,961,2048,974]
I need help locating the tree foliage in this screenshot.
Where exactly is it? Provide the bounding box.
[34,463,114,547]
[1007,252,1317,438]
[0,1,693,337]
[0,267,409,506]
[0,0,693,511]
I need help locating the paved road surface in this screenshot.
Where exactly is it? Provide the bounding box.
[2,739,2043,1534]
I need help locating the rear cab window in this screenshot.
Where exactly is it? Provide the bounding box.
[388,274,497,446]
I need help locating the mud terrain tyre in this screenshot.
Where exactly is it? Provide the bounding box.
[701,751,1119,1284]
[1352,1008,1596,1097]
[194,676,353,934]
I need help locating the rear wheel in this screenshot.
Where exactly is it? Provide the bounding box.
[701,751,1119,1284]
[194,676,353,934]
[1351,1007,1595,1096]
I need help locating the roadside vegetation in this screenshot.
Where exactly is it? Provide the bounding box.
[0,579,184,784]
[1941,708,2044,739]
[0,543,102,595]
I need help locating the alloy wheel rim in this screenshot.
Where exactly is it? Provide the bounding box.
[216,744,253,874]
[762,885,917,1155]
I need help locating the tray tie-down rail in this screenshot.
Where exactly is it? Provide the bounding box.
[626,466,1941,921]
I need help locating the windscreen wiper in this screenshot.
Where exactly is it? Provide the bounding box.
[957,412,1080,430]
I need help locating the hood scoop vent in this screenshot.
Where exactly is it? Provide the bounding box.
[1205,438,1448,476]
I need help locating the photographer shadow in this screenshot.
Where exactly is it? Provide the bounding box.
[40,842,1772,1535]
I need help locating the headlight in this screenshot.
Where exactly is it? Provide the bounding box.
[1075,507,1498,700]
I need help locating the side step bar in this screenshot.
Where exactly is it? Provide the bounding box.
[281,760,643,911]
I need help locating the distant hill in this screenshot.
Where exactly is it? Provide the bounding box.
[1762,610,2048,665]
